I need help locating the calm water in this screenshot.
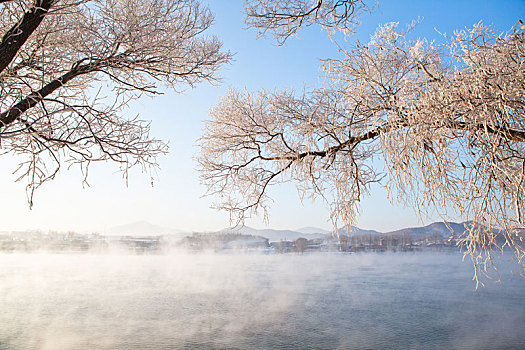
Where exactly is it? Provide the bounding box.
[0,252,524,350]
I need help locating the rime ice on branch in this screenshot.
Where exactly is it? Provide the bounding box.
[244,0,374,44]
[0,0,231,205]
[198,21,525,283]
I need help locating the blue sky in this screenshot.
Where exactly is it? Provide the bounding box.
[1,0,523,233]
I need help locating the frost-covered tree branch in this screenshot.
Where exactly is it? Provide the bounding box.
[244,0,375,44]
[198,22,525,282]
[0,0,231,206]
[0,0,57,73]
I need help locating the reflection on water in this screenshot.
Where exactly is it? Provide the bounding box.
[0,252,524,350]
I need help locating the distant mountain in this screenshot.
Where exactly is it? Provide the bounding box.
[106,221,185,237]
[108,220,482,243]
[295,227,330,235]
[219,226,325,242]
[295,226,330,235]
[385,222,467,238]
[337,226,382,237]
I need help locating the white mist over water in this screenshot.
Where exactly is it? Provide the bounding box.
[0,252,524,350]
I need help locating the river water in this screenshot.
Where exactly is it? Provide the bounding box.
[0,252,524,349]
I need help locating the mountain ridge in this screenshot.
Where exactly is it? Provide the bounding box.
[103,220,474,242]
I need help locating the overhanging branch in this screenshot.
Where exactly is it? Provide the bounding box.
[0,61,100,128]
[0,0,55,74]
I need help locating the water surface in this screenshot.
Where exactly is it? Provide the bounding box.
[0,252,524,349]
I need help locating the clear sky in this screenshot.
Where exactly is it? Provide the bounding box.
[0,0,523,233]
